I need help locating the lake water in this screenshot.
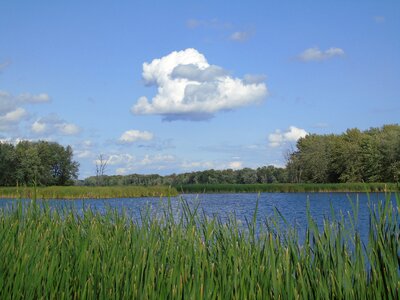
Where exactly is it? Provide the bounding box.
[0,192,397,244]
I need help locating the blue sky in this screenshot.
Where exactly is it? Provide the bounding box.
[1,1,399,178]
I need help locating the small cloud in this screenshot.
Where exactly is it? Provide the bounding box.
[297,47,345,62]
[186,19,201,29]
[0,107,27,123]
[373,16,385,23]
[131,48,267,121]
[119,130,154,144]
[228,161,243,169]
[229,31,253,42]
[31,120,47,134]
[268,126,308,147]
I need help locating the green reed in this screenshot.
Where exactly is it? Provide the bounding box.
[0,185,178,199]
[0,194,398,299]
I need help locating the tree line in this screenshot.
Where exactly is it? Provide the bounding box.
[2,124,398,187]
[82,165,288,186]
[286,124,400,183]
[0,141,79,186]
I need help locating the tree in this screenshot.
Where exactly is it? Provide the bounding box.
[0,143,17,186]
[95,154,109,186]
[0,140,79,186]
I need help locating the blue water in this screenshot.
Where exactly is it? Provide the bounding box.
[0,192,397,244]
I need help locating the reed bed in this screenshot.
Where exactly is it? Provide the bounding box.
[0,185,178,199]
[0,195,399,299]
[176,182,400,193]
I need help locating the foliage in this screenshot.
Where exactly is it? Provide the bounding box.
[0,195,398,299]
[82,166,288,186]
[0,141,79,186]
[286,124,400,183]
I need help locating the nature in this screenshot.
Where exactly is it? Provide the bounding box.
[1,1,399,299]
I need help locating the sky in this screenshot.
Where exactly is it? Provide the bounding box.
[0,1,399,179]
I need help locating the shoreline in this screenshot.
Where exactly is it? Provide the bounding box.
[0,183,398,199]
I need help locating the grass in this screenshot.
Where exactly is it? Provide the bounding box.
[175,182,400,193]
[0,194,398,299]
[0,185,178,199]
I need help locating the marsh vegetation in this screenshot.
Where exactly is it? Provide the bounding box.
[0,195,398,299]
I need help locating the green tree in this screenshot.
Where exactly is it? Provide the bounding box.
[0,143,17,186]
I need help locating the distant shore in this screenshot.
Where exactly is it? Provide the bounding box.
[174,183,400,194]
[0,186,178,199]
[0,183,398,199]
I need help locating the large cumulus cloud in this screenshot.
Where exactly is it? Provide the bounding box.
[131,48,267,121]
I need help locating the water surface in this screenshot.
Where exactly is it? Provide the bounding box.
[0,192,397,244]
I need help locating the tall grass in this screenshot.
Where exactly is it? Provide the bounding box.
[0,195,398,299]
[176,182,400,193]
[0,185,178,199]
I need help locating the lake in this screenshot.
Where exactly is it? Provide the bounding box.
[0,192,397,244]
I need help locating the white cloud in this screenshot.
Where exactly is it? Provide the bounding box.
[0,107,27,123]
[31,120,47,133]
[105,154,135,166]
[131,48,267,121]
[31,115,81,136]
[181,160,215,170]
[119,130,154,143]
[298,47,345,62]
[268,126,308,147]
[229,31,252,42]
[0,90,50,132]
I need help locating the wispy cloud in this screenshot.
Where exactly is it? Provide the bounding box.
[297,47,345,62]
[229,31,253,42]
[373,16,385,23]
[131,48,267,121]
